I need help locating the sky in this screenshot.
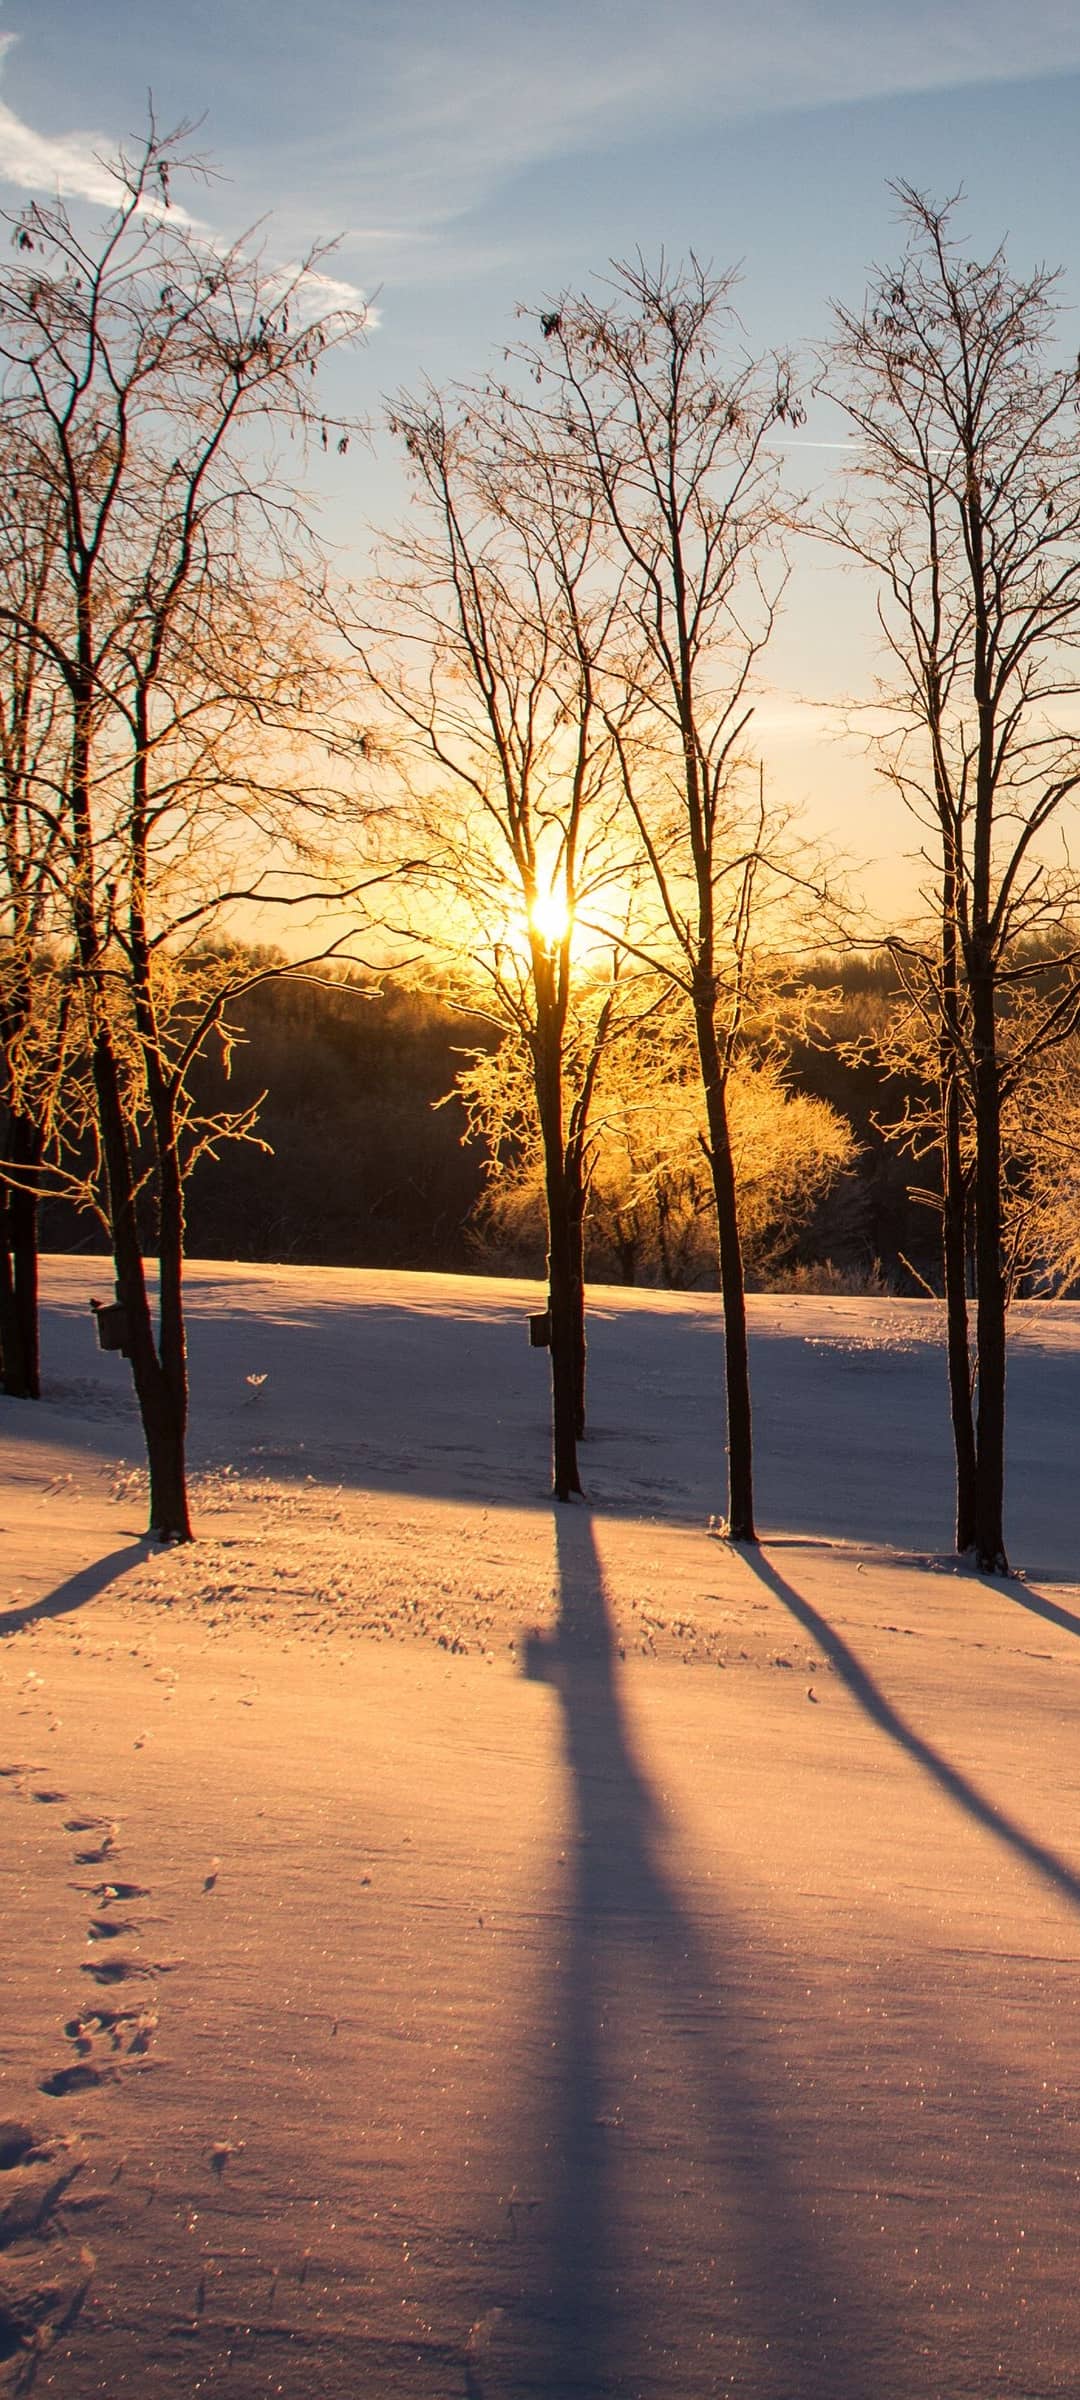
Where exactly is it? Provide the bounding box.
[6,0,1080,924]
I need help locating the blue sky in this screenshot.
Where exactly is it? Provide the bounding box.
[6,1,1080,916]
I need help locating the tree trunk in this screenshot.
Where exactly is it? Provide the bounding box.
[92,1027,192,1542]
[151,1111,191,1536]
[129,685,191,1490]
[0,1116,42,1398]
[65,604,191,1538]
[567,1148,587,1442]
[941,1084,976,1552]
[546,1169,585,1500]
[940,1061,977,1551]
[611,1213,638,1286]
[694,996,756,1543]
[656,1184,675,1287]
[0,1209,19,1394]
[969,967,1009,1573]
[535,1014,583,1502]
[937,849,977,1552]
[145,1057,190,1453]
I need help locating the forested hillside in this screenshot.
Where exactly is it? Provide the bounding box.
[42,975,496,1275]
[40,955,943,1293]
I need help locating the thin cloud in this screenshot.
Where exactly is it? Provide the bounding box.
[0,35,209,229]
[0,34,123,207]
[293,264,377,318]
[0,37,377,328]
[8,4,1080,306]
[262,259,378,329]
[254,0,1080,290]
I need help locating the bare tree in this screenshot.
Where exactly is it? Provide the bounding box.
[355,383,647,1499]
[0,465,68,1395]
[827,187,1080,1572]
[0,123,369,1536]
[524,259,805,1539]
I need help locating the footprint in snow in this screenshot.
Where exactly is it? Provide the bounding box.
[80,1952,160,1987]
[72,1828,119,1866]
[0,2118,94,2372]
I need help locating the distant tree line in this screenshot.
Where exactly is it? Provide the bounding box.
[33,946,1031,1299]
[34,971,489,1270]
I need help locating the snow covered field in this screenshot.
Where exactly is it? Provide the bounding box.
[1,1258,1078,2397]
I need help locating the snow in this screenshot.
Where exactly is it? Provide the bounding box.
[1,1257,1078,2397]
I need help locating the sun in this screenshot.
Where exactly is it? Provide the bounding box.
[529,887,572,950]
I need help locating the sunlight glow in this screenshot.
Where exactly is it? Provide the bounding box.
[529,886,572,950]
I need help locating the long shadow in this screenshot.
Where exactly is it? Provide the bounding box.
[0,1543,149,1638]
[744,1548,1080,1912]
[999,1580,1080,1640]
[515,1505,881,2399]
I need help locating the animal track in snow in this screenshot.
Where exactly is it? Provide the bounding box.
[37,2062,120,2099]
[76,1880,147,1906]
[71,1827,118,1866]
[53,2001,160,2096]
[79,1952,156,1987]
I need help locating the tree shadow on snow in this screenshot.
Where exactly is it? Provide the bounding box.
[508,1505,887,2400]
[0,1543,150,1639]
[743,1549,1080,1913]
[997,1580,1080,1640]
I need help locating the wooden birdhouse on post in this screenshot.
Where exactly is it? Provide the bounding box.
[90,1294,130,1356]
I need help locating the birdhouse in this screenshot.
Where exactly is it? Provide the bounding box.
[528,1310,551,1349]
[90,1298,130,1355]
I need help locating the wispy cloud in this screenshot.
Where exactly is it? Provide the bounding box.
[0,36,376,322]
[6,3,1080,302]
[0,33,213,230]
[249,0,1080,290]
[267,259,377,324]
[291,264,374,314]
[0,33,123,206]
